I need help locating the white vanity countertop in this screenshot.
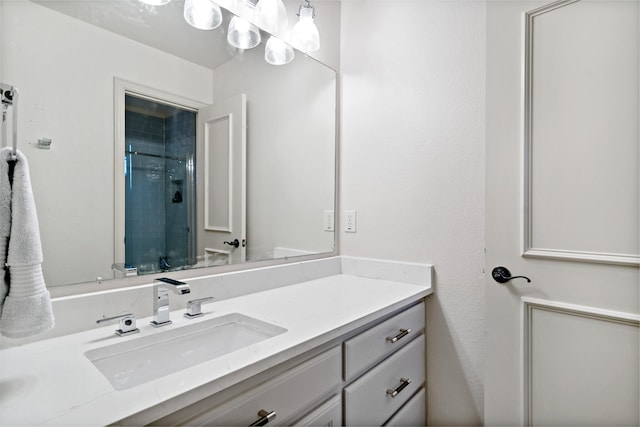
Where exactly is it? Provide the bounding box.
[0,273,431,426]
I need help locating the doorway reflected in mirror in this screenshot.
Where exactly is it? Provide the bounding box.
[124,95,197,275]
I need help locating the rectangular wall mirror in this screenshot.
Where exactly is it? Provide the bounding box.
[1,0,337,287]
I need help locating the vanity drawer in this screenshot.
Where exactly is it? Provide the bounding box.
[163,346,341,426]
[291,394,341,426]
[384,387,425,426]
[344,334,425,426]
[344,302,425,380]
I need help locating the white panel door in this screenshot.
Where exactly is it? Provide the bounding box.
[485,1,639,425]
[196,94,246,265]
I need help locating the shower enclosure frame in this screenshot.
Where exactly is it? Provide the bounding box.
[113,78,205,275]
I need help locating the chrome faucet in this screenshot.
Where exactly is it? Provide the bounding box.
[151,277,190,327]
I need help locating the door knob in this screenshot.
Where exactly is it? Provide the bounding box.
[223,239,240,248]
[491,266,531,284]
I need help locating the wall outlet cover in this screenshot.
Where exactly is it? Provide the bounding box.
[345,210,356,233]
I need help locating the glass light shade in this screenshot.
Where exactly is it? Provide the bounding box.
[290,6,319,53]
[139,0,172,5]
[184,0,222,30]
[264,36,295,65]
[227,16,262,50]
[254,0,288,33]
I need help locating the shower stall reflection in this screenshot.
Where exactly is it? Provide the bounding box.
[124,94,196,274]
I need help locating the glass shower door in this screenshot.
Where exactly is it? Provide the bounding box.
[123,95,196,274]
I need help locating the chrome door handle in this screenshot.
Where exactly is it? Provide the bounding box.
[491,266,531,284]
[249,409,276,426]
[386,328,411,343]
[386,378,412,398]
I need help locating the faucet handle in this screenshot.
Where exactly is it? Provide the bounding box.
[96,313,140,336]
[184,297,215,319]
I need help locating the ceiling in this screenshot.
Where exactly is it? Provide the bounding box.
[35,0,245,70]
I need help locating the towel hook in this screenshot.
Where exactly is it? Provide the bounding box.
[1,82,18,161]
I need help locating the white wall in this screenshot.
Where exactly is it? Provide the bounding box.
[1,1,214,286]
[340,1,486,425]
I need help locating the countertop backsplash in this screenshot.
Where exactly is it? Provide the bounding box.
[0,256,432,348]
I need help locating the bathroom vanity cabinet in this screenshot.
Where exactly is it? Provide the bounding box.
[0,259,432,427]
[146,301,426,427]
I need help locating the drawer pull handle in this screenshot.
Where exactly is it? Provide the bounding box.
[386,378,412,398]
[386,328,411,343]
[249,409,276,426]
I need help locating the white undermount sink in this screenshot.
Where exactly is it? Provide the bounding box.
[84,313,287,391]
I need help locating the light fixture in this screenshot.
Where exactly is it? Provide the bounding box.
[264,36,295,65]
[227,15,262,50]
[290,0,319,53]
[138,0,172,6]
[254,0,288,33]
[184,0,222,30]
[136,0,305,65]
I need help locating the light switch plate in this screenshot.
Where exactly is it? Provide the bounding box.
[345,210,357,233]
[324,210,334,232]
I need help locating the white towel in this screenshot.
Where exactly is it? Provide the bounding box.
[0,148,12,315]
[0,149,54,338]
